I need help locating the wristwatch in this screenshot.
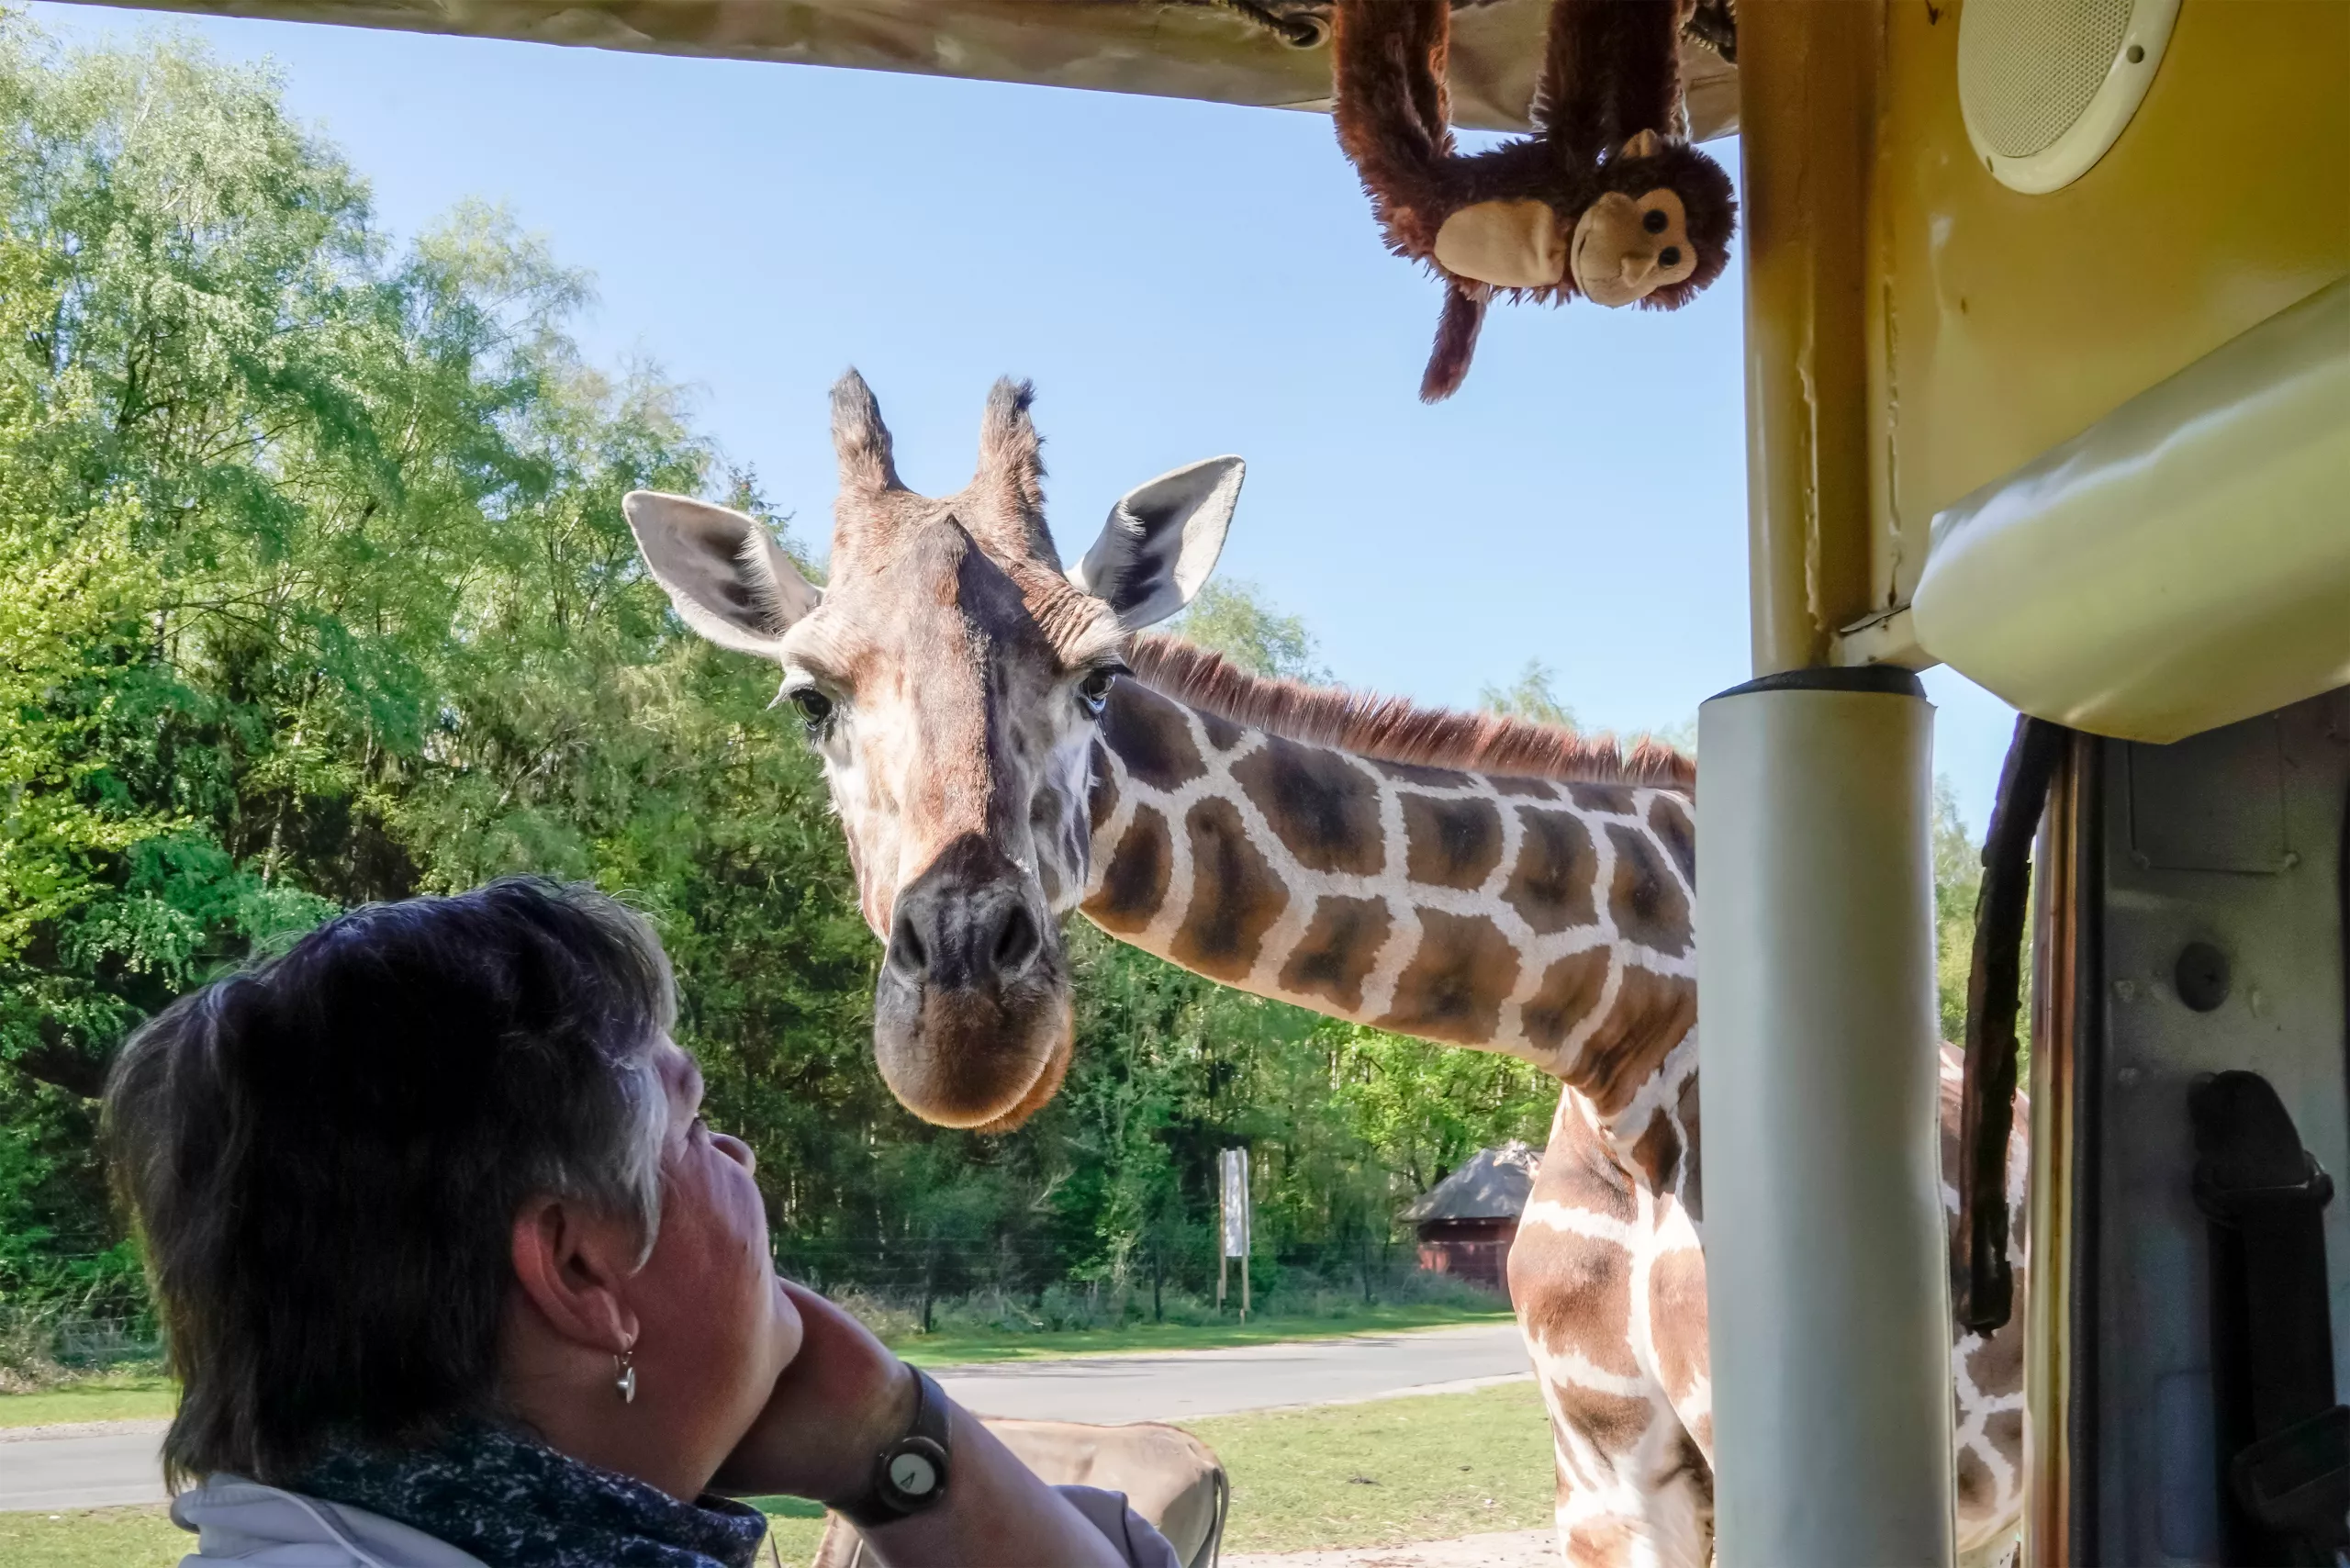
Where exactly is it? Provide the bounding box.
[835,1365,952,1529]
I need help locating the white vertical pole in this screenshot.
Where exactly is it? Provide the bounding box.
[1698,669,1955,1568]
[1239,1148,1251,1324]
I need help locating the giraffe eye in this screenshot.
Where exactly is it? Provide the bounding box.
[787,687,834,733]
[1077,665,1124,718]
[1660,246,1682,268]
[1643,208,1669,234]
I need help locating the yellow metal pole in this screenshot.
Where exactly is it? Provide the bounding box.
[1738,0,1881,676]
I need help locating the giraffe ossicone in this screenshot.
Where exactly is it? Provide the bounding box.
[625,372,2026,1566]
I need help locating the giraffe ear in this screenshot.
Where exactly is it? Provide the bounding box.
[624,490,821,656]
[1069,456,1245,631]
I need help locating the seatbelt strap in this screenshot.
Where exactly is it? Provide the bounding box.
[2191,1070,2350,1562]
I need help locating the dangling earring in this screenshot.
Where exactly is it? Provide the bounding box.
[614,1342,638,1405]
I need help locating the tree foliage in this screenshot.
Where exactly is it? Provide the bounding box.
[1169,577,1326,685]
[1478,658,1576,729]
[0,24,1543,1341]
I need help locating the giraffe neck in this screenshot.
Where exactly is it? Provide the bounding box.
[1077,678,1699,1148]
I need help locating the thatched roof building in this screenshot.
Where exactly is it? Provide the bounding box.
[1402,1142,1540,1299]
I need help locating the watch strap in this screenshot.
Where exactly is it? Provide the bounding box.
[834,1365,952,1529]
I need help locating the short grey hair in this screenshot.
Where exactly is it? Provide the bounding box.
[107,878,686,1487]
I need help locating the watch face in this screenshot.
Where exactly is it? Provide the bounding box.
[888,1450,939,1497]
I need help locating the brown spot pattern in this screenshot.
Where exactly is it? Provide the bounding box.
[1568,781,1637,814]
[1574,965,1697,1118]
[1520,947,1612,1055]
[1979,1411,2024,1497]
[1371,756,1471,788]
[1489,775,1557,799]
[1632,1107,1683,1197]
[1084,805,1169,935]
[1278,896,1392,1014]
[1230,736,1384,877]
[1504,809,1599,934]
[1551,1377,1657,1459]
[1376,910,1519,1043]
[1648,1247,1709,1408]
[1967,1321,2025,1407]
[1677,1070,1704,1224]
[1955,1447,1996,1514]
[1085,740,1118,828]
[1564,1515,1640,1568]
[1606,823,1692,957]
[1170,796,1288,980]
[1402,794,1504,890]
[1197,709,1244,751]
[1647,792,1695,887]
[1514,1223,1639,1374]
[1100,687,1204,791]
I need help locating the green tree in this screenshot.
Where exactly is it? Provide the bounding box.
[1641,714,1699,756]
[1479,659,1577,728]
[1930,775,2022,1058]
[1170,578,1326,682]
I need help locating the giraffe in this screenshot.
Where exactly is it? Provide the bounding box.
[623,372,2029,1568]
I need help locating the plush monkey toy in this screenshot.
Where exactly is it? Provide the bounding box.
[1332,0,1737,401]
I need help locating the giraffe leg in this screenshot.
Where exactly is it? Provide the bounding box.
[1534,1364,1713,1568]
[1516,1095,1715,1568]
[1940,1044,2030,1561]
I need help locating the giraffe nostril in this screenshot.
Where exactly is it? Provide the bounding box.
[887,911,929,980]
[992,902,1040,976]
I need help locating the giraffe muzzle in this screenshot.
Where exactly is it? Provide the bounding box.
[873,835,1071,1130]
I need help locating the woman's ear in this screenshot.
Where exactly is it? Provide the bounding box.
[509,1195,642,1354]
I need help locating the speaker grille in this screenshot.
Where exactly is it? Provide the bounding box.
[1959,0,2133,160]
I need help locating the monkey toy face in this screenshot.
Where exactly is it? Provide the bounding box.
[1571,186,1695,306]
[1430,132,1701,307]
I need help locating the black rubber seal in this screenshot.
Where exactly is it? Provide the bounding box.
[1709,665,1927,701]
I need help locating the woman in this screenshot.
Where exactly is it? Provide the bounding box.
[106,878,1176,1567]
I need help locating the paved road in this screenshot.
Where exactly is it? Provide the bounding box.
[0,1324,1529,1512]
[0,1419,175,1513]
[938,1323,1528,1424]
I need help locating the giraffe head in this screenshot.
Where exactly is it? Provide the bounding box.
[624,372,1243,1130]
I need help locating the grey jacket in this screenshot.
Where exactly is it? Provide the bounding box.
[170,1473,1181,1567]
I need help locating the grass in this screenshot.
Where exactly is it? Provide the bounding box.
[1192,1380,1555,1553]
[0,1506,187,1568]
[0,1383,1552,1563]
[0,1371,175,1429]
[0,1301,1510,1428]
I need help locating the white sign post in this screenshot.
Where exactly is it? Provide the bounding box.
[1218,1147,1251,1321]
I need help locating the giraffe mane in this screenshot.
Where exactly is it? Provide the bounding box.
[1126,634,1695,790]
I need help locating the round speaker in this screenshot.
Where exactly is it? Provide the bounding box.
[1958,0,2179,195]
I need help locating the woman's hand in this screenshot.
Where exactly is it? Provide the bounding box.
[716,1277,1136,1565]
[711,1277,915,1504]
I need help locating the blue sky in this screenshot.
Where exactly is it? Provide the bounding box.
[31,3,2019,831]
